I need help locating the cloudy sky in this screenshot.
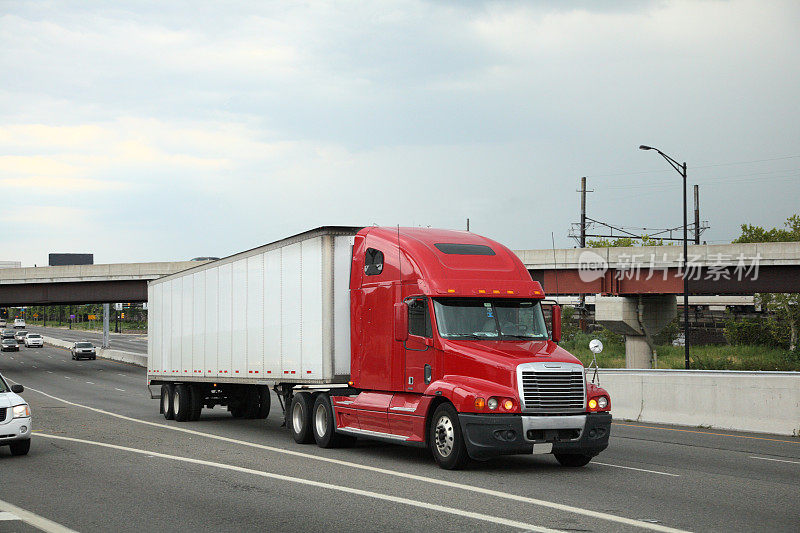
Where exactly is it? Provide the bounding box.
[1,0,798,266]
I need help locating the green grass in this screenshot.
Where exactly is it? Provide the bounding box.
[561,332,800,371]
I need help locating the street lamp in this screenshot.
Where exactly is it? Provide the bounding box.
[639,145,690,370]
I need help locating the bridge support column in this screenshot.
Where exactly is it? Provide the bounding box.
[595,295,677,369]
[102,303,110,348]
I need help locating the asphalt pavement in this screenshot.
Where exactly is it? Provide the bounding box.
[0,344,798,532]
[21,325,147,354]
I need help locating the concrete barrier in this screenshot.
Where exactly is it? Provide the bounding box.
[597,368,800,436]
[42,336,146,368]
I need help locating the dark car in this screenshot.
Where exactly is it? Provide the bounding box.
[14,330,28,343]
[1,330,15,340]
[71,341,96,360]
[2,338,20,352]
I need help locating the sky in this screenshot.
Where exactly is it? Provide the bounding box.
[1,0,799,266]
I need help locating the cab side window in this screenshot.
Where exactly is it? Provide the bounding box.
[408,297,432,338]
[364,248,384,276]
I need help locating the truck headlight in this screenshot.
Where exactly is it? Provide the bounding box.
[12,404,30,418]
[597,396,608,409]
[487,397,499,410]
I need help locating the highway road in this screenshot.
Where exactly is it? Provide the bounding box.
[1,344,798,532]
[22,325,147,354]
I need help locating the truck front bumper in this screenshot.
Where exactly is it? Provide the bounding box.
[0,416,32,444]
[458,412,611,460]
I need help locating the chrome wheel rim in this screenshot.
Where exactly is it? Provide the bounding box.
[172,389,180,416]
[162,390,169,413]
[292,401,304,434]
[434,415,454,457]
[315,403,328,437]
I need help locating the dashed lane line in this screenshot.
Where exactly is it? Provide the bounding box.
[10,381,690,533]
[750,456,800,465]
[0,498,79,533]
[593,462,679,477]
[37,433,559,533]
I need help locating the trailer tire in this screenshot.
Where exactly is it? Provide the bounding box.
[289,393,314,444]
[312,394,355,448]
[429,403,469,470]
[257,386,271,419]
[554,453,593,467]
[188,384,203,421]
[161,384,175,420]
[173,384,191,422]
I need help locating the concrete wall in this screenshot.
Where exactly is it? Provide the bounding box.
[598,369,800,436]
[42,336,147,367]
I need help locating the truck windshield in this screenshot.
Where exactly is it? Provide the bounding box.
[432,298,549,340]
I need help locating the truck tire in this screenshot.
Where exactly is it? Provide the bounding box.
[188,384,203,421]
[312,394,356,448]
[9,439,31,456]
[289,393,314,444]
[554,453,593,467]
[173,384,191,422]
[161,384,175,420]
[257,386,271,419]
[429,403,469,470]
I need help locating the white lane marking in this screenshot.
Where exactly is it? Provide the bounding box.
[117,374,124,377]
[750,456,800,465]
[0,512,19,521]
[115,388,125,392]
[47,371,53,374]
[593,462,679,477]
[64,376,71,380]
[0,498,78,532]
[13,382,689,533]
[86,382,94,385]
[36,433,558,533]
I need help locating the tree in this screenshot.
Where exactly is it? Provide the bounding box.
[733,214,800,350]
[587,235,667,248]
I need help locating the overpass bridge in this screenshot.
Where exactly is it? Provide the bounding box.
[0,261,207,306]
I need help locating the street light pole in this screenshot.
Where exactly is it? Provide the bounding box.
[639,145,690,370]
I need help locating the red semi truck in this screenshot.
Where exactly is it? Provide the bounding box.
[148,226,611,469]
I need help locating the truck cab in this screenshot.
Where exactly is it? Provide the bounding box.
[294,227,611,469]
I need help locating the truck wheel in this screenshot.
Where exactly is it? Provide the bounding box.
[9,439,31,456]
[188,384,203,421]
[429,403,469,470]
[554,453,593,467]
[289,393,314,444]
[173,384,191,422]
[312,394,355,448]
[161,384,175,420]
[244,386,261,419]
[257,386,271,419]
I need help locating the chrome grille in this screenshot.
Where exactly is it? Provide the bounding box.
[517,363,586,413]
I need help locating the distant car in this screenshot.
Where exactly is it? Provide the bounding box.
[2,338,20,352]
[24,333,43,348]
[672,334,685,347]
[0,320,6,327]
[1,330,15,340]
[13,319,25,329]
[0,373,31,455]
[14,330,28,343]
[71,341,96,360]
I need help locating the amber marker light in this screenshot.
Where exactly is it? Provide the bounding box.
[493,290,501,294]
[478,289,486,294]
[588,398,598,410]
[447,289,456,293]
[474,397,486,409]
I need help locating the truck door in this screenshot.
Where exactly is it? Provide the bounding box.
[404,297,434,393]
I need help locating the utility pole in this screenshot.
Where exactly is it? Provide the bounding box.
[466,218,470,232]
[694,185,700,245]
[579,177,588,331]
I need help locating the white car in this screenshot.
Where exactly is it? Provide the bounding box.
[0,373,31,455]
[13,319,26,329]
[24,333,44,348]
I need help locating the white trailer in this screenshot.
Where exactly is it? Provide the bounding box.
[147,226,361,421]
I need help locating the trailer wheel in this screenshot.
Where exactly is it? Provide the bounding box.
[554,453,593,467]
[312,394,355,448]
[257,386,271,419]
[188,384,203,421]
[429,403,469,470]
[173,384,191,422]
[289,393,314,444]
[161,384,175,420]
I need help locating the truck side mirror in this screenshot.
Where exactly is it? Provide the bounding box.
[551,304,561,343]
[394,303,408,341]
[11,384,23,393]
